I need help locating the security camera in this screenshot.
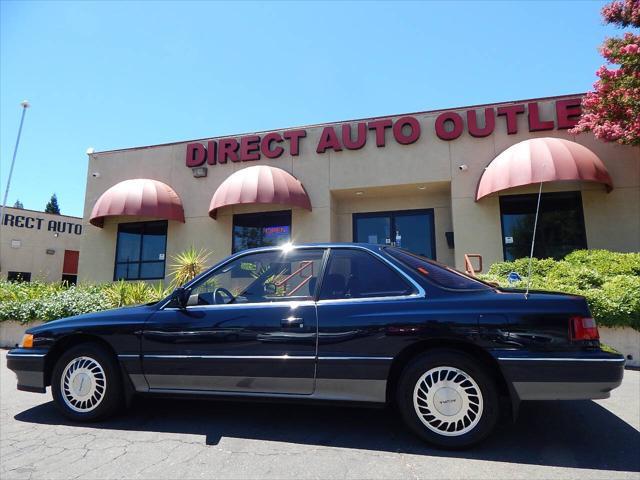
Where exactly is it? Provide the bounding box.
[91,172,100,178]
[458,164,469,171]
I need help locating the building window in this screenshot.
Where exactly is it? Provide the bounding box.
[61,274,77,285]
[232,210,291,253]
[7,271,31,282]
[353,209,436,259]
[500,191,587,261]
[114,221,167,280]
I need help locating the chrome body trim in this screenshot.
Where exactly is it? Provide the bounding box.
[497,357,626,362]
[318,356,393,361]
[143,354,316,360]
[6,352,46,358]
[117,354,139,359]
[141,354,393,361]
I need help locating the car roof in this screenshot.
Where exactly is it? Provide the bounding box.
[231,243,385,254]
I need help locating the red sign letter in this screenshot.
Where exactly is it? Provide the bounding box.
[207,140,217,165]
[219,138,240,163]
[261,133,284,159]
[467,108,495,138]
[556,98,582,129]
[240,135,261,161]
[393,116,421,145]
[368,119,393,147]
[342,123,367,150]
[435,112,463,140]
[316,126,343,153]
[497,104,525,134]
[186,143,206,167]
[528,102,554,131]
[283,129,306,156]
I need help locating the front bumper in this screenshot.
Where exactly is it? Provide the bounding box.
[6,348,48,393]
[495,350,625,401]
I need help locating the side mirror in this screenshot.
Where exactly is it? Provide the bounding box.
[171,287,190,309]
[264,283,277,295]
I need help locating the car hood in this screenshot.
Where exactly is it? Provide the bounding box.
[26,303,159,334]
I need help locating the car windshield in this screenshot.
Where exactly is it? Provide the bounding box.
[385,247,492,291]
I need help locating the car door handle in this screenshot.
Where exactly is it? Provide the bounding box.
[281,316,304,328]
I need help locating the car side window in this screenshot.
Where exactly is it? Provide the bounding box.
[318,249,415,300]
[188,249,325,305]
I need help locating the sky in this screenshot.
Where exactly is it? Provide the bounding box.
[0,0,622,217]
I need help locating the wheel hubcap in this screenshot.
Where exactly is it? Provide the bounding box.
[61,356,107,413]
[413,366,483,437]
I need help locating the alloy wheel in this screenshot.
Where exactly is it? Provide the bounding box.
[60,356,107,413]
[412,365,484,437]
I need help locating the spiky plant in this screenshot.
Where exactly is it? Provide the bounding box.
[168,247,212,288]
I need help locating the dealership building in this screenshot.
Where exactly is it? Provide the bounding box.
[0,207,82,283]
[77,94,639,283]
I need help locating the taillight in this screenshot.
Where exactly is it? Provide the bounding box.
[570,316,599,341]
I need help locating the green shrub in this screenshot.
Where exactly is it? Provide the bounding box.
[480,250,640,331]
[0,280,169,325]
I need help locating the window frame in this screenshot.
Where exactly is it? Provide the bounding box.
[113,220,168,281]
[178,247,330,309]
[499,191,587,261]
[316,247,423,303]
[161,245,425,310]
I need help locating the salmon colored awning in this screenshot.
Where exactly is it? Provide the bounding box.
[90,178,185,228]
[476,138,614,201]
[209,165,312,219]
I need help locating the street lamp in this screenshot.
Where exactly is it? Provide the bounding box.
[0,100,31,273]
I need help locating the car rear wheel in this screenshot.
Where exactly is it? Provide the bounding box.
[397,349,499,449]
[51,343,123,421]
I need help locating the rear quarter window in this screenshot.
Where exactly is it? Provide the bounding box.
[386,248,491,291]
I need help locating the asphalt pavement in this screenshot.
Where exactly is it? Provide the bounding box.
[1,350,638,480]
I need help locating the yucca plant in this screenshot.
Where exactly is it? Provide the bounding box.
[168,247,212,288]
[148,281,172,302]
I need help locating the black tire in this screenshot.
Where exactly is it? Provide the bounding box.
[397,349,499,449]
[51,343,123,422]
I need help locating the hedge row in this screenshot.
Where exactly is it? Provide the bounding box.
[0,281,168,324]
[479,250,640,330]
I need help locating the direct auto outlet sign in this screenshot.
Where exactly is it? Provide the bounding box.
[185,98,582,167]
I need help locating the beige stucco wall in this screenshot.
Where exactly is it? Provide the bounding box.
[78,94,640,283]
[1,207,83,282]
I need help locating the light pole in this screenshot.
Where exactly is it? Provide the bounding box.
[0,100,30,273]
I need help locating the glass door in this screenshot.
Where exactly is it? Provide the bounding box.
[353,209,436,259]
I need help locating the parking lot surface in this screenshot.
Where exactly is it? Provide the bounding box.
[1,350,639,480]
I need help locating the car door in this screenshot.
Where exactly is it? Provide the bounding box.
[314,247,424,401]
[141,247,327,394]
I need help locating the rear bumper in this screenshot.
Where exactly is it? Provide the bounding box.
[495,351,625,401]
[6,349,48,393]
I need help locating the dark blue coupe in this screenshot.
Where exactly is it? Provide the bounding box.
[7,244,625,448]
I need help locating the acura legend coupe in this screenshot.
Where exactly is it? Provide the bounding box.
[7,244,625,448]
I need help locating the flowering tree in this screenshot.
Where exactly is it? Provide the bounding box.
[570,0,640,146]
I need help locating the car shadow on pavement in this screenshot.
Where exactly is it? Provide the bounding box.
[15,396,640,473]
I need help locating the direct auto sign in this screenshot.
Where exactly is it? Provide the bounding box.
[185,98,582,167]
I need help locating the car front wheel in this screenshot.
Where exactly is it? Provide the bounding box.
[51,343,123,421]
[397,349,499,449]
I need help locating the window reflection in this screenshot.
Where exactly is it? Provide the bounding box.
[114,221,167,280]
[499,192,587,261]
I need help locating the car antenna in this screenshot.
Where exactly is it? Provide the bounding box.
[525,179,544,299]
